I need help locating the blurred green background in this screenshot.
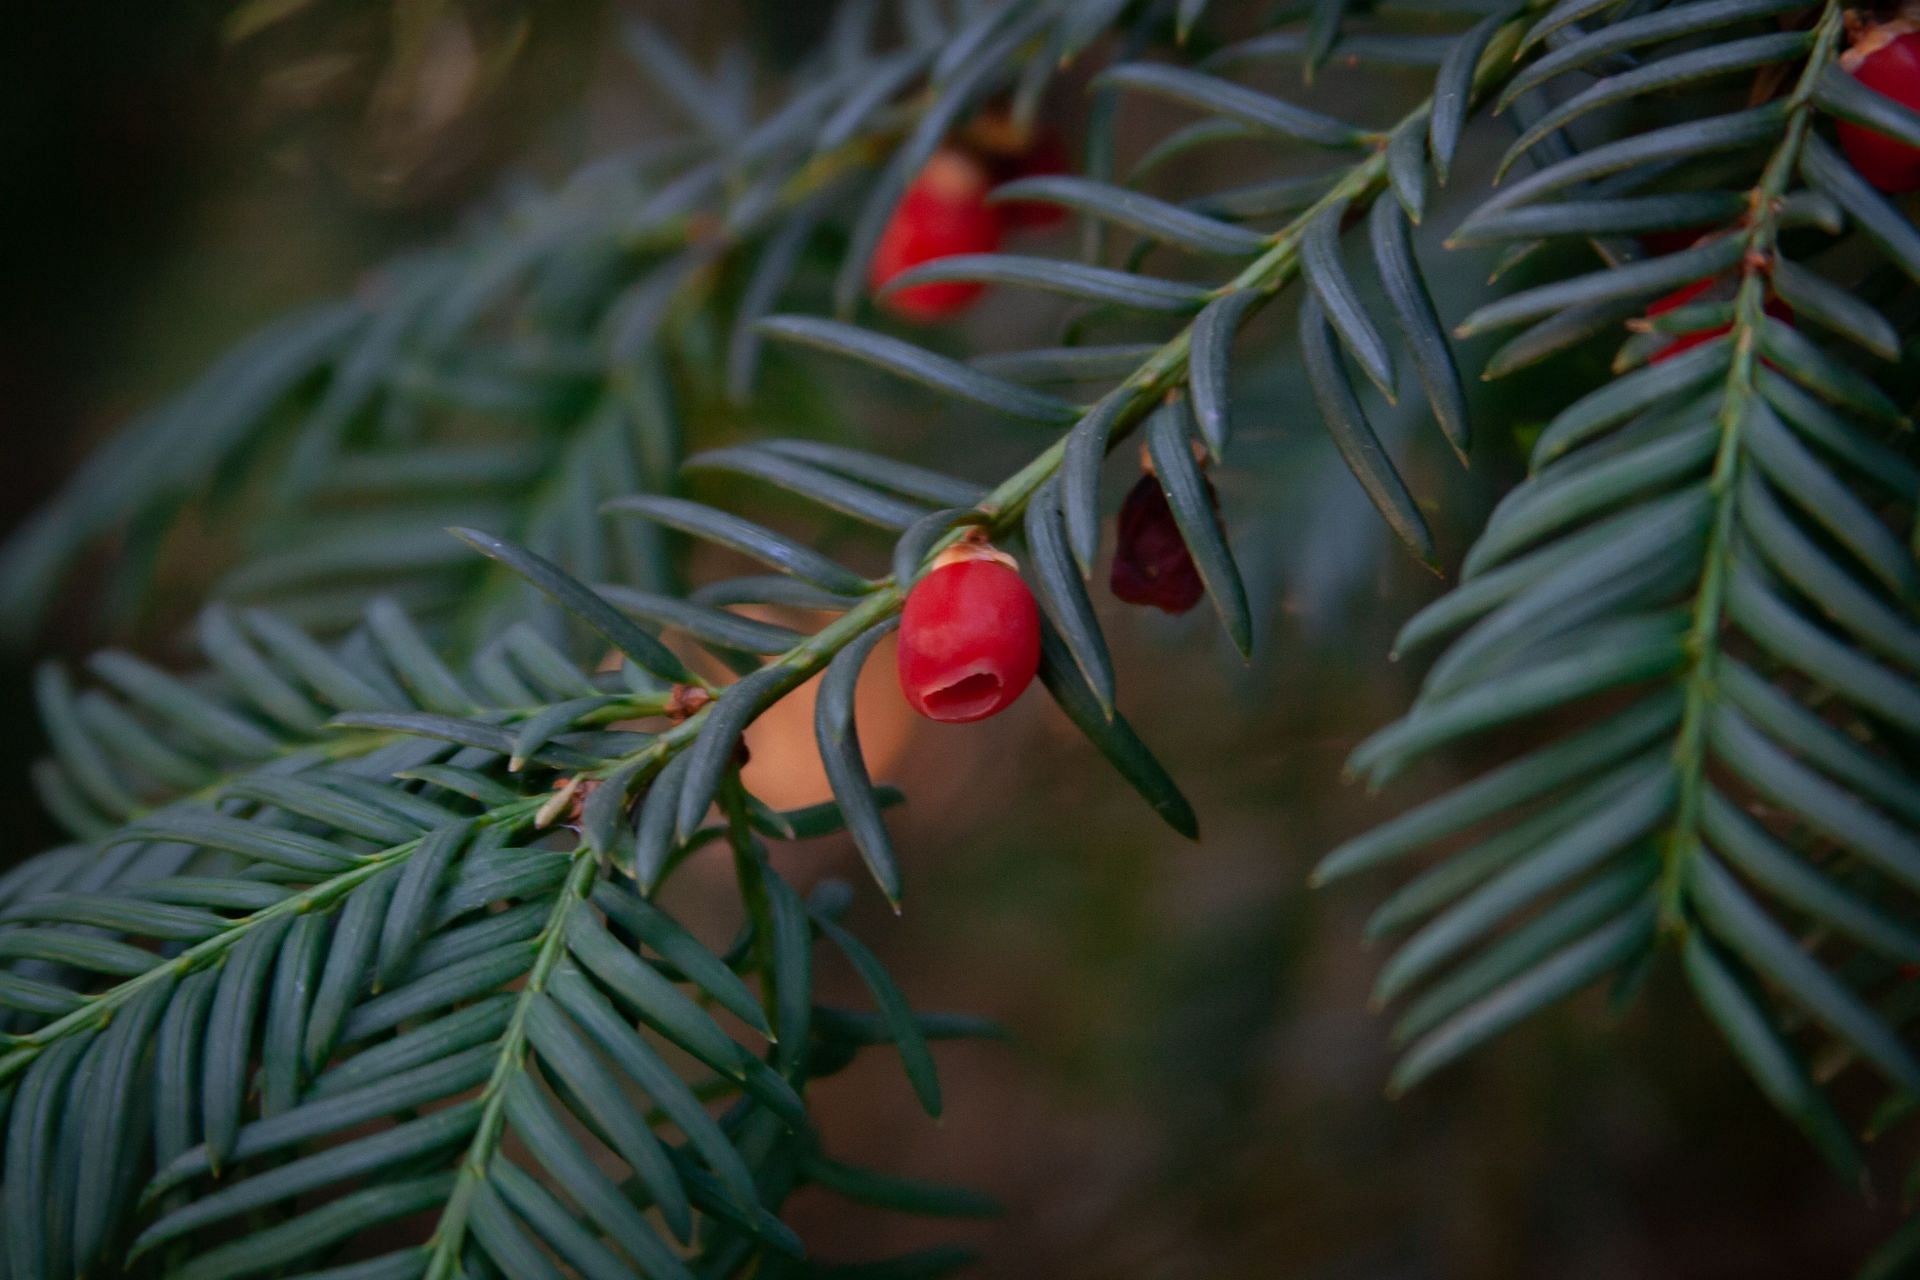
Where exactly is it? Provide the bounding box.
[0,2,1904,1275]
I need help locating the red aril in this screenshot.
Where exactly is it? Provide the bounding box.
[869,148,1004,323]
[965,111,1072,230]
[1836,26,1920,193]
[998,132,1073,230]
[1646,275,1792,364]
[897,545,1041,723]
[1640,227,1710,257]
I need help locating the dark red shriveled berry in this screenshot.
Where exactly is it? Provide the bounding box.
[1110,471,1208,615]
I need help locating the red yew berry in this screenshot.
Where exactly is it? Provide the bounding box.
[1000,138,1073,230]
[869,148,1003,323]
[1645,275,1792,365]
[1110,471,1206,615]
[896,542,1040,723]
[965,112,1072,229]
[1004,131,1071,229]
[1836,24,1920,193]
[1639,226,1710,257]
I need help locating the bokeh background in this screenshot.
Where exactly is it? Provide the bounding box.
[1,2,1906,1275]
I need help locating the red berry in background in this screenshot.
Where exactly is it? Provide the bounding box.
[1110,472,1206,615]
[1639,226,1710,257]
[1645,277,1722,364]
[1645,275,1792,365]
[897,544,1041,723]
[1836,25,1920,193]
[869,148,1003,323]
[1003,130,1071,229]
[964,111,1072,229]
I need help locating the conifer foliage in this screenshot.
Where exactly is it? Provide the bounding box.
[4,0,1920,1275]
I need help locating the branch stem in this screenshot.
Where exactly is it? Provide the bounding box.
[0,795,546,1082]
[423,847,600,1280]
[1659,0,1847,931]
